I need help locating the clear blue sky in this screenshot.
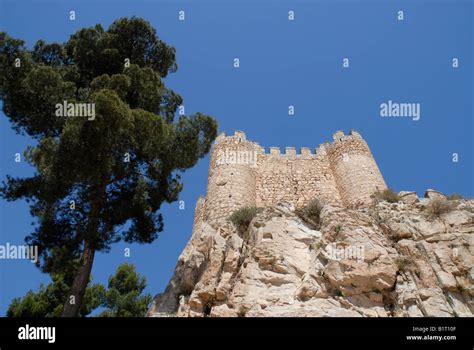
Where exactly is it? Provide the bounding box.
[0,0,472,315]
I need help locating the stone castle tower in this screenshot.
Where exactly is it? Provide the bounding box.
[193,130,387,226]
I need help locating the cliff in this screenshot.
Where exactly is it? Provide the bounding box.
[148,192,473,317]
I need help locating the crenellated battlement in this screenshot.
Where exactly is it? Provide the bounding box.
[200,130,387,223]
[259,146,325,157]
[215,130,367,158]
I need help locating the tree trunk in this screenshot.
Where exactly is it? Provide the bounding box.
[62,183,106,317]
[61,240,96,317]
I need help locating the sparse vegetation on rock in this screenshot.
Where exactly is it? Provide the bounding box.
[396,257,420,275]
[446,193,464,201]
[297,199,323,228]
[426,197,455,217]
[228,206,260,236]
[373,188,400,204]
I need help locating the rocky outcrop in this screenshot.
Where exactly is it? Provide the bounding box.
[148,194,474,317]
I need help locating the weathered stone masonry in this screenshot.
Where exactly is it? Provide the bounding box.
[194,130,387,225]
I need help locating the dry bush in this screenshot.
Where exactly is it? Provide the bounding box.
[228,206,259,237]
[396,257,420,275]
[426,197,455,217]
[297,199,323,228]
[373,188,400,204]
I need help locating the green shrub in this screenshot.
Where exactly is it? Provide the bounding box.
[238,305,250,317]
[426,197,455,217]
[373,188,400,203]
[228,206,259,233]
[396,257,420,275]
[309,241,323,251]
[446,193,464,201]
[298,199,323,228]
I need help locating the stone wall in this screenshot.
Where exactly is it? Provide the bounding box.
[326,130,387,207]
[203,131,258,222]
[192,196,206,234]
[255,147,342,208]
[201,130,387,224]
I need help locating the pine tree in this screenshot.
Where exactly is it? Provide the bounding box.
[0,17,217,317]
[7,274,105,317]
[7,263,151,317]
[96,263,152,317]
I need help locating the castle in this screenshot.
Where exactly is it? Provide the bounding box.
[193,130,387,226]
[152,130,474,318]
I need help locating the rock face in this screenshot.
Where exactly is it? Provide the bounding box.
[148,196,474,317]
